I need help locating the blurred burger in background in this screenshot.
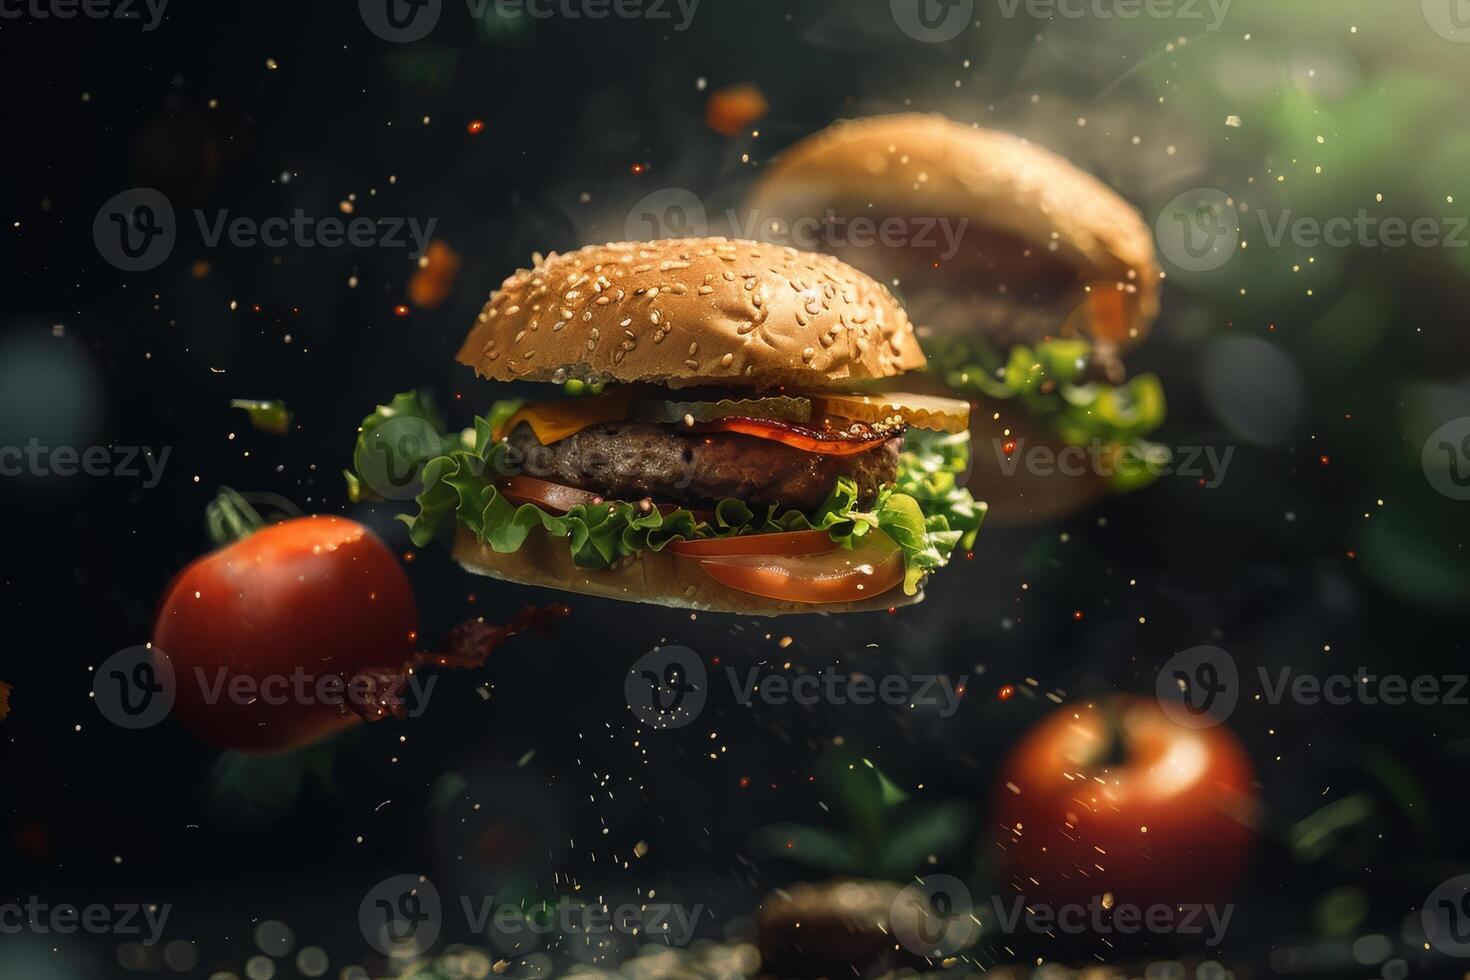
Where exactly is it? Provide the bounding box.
[749,113,1167,524]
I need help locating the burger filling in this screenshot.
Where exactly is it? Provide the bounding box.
[348,387,985,599]
[505,421,901,511]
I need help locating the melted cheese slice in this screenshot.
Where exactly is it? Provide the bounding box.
[493,390,634,444]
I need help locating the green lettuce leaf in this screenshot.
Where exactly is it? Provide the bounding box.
[347,392,986,596]
[344,390,449,503]
[933,336,1168,491]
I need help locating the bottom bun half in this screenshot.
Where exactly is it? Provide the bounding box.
[452,526,922,616]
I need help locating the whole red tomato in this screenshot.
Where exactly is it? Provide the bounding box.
[992,696,1257,909]
[152,512,418,754]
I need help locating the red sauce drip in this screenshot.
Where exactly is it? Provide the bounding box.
[349,604,572,722]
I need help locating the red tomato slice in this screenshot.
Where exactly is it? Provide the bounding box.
[693,417,899,456]
[498,476,601,513]
[696,532,904,604]
[667,529,839,558]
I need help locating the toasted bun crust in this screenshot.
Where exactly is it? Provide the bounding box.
[452,526,921,616]
[749,113,1160,348]
[456,238,926,389]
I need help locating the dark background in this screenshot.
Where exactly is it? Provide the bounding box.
[3,1,1470,977]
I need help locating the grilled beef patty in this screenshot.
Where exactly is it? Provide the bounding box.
[505,421,901,511]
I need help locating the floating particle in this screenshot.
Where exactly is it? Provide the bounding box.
[1225,114,1242,128]
[295,947,329,978]
[230,399,293,435]
[467,119,485,135]
[408,240,462,309]
[706,83,769,137]
[393,304,410,317]
[254,920,295,957]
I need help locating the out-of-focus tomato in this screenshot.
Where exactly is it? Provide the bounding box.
[152,510,418,754]
[696,531,903,603]
[992,696,1257,909]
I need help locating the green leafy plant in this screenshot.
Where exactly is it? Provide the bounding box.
[747,748,973,880]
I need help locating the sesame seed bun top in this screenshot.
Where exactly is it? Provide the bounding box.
[748,113,1161,350]
[456,238,927,389]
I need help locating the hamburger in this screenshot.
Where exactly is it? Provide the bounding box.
[748,113,1168,524]
[349,238,985,615]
